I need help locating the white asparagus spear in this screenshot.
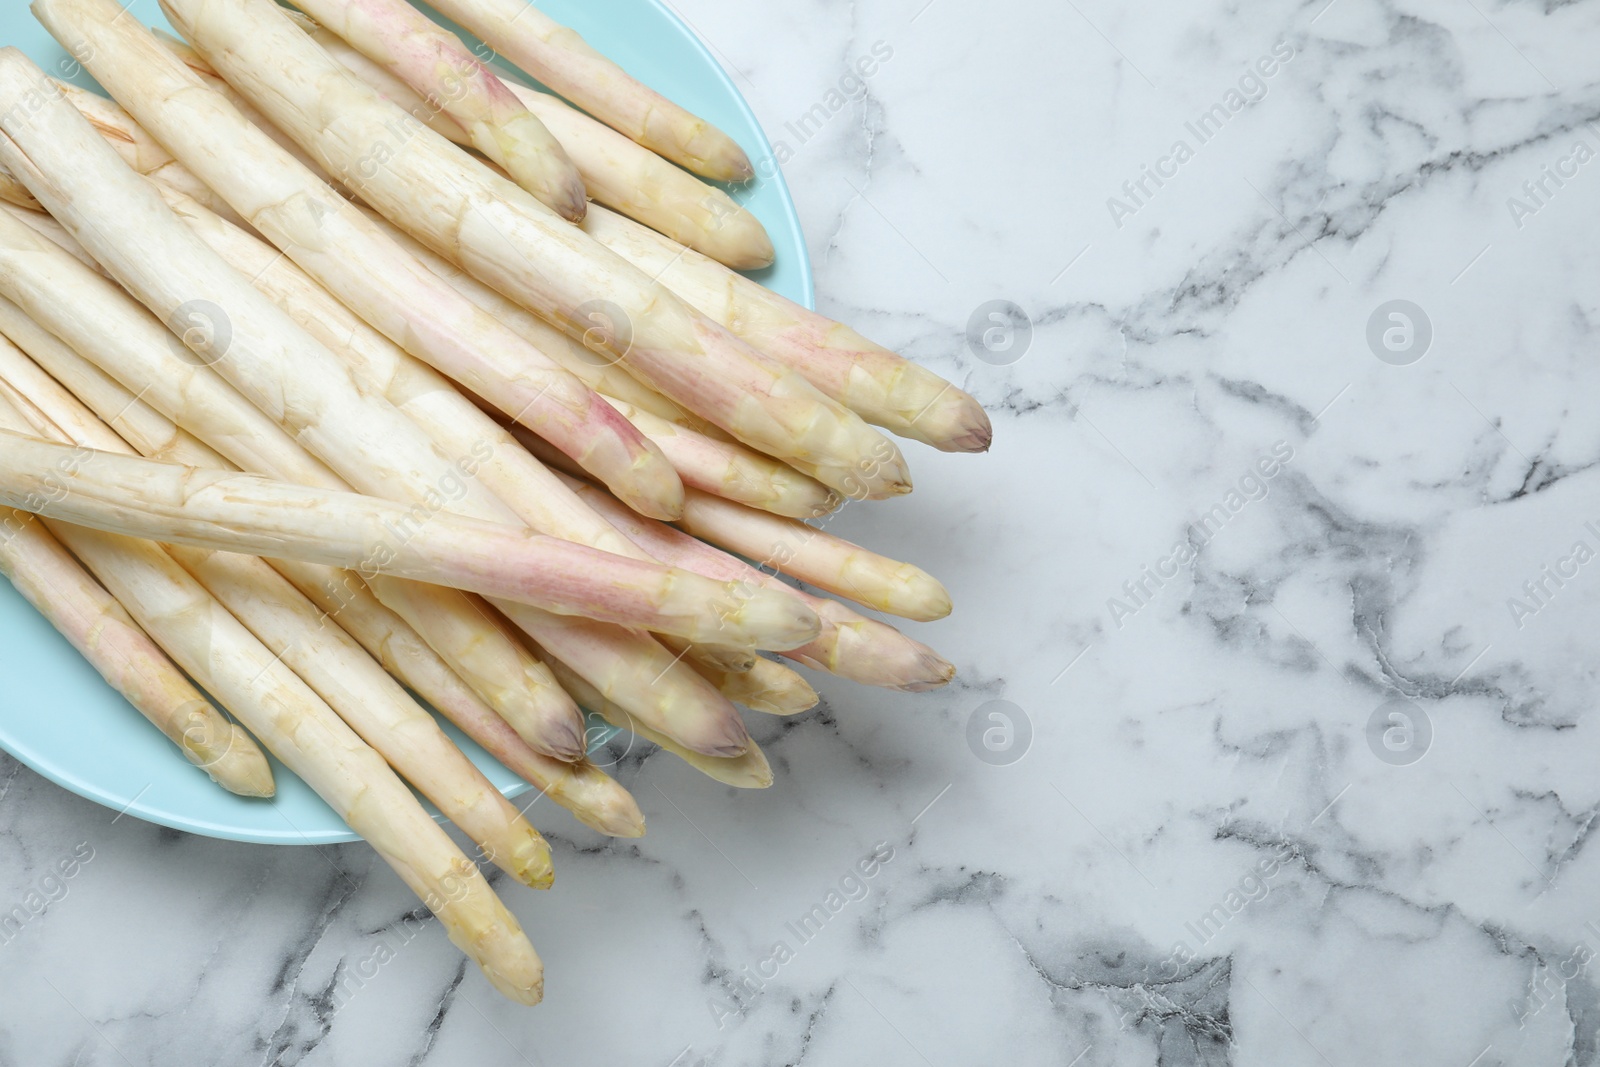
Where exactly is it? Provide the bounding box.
[676,490,953,623]
[0,160,38,209]
[422,0,755,183]
[684,654,819,717]
[288,0,586,221]
[0,422,273,797]
[154,28,351,192]
[0,203,740,760]
[0,75,763,760]
[0,302,641,833]
[0,391,543,1002]
[0,208,584,762]
[599,398,841,520]
[157,184,763,678]
[285,567,647,838]
[36,1,682,520]
[581,203,994,453]
[174,545,556,886]
[1,203,103,273]
[0,505,274,795]
[0,349,555,888]
[0,431,818,650]
[304,23,772,269]
[369,208,695,423]
[156,0,912,501]
[544,656,773,790]
[562,474,955,691]
[49,78,246,228]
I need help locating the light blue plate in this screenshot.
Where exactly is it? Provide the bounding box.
[0,0,812,843]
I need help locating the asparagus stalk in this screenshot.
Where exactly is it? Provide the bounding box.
[0,298,216,467]
[0,392,543,1002]
[156,0,912,501]
[599,398,842,520]
[0,204,98,273]
[422,0,755,183]
[0,202,740,762]
[687,655,819,717]
[582,204,994,453]
[288,0,586,221]
[563,475,955,691]
[285,567,646,837]
[156,183,762,679]
[49,78,246,228]
[153,28,349,191]
[0,65,764,761]
[0,208,584,763]
[37,0,682,521]
[304,22,772,269]
[367,208,695,424]
[0,162,38,210]
[544,656,774,790]
[175,543,557,886]
[0,431,818,650]
[0,302,641,833]
[676,490,953,623]
[0,347,555,889]
[0,502,274,796]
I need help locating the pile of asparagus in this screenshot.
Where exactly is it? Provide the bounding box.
[0,0,988,1003]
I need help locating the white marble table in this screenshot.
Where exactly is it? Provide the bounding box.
[4,0,1600,1063]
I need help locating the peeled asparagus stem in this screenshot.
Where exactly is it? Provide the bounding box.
[305,22,772,269]
[0,207,584,763]
[676,490,953,623]
[367,209,696,424]
[1,204,97,272]
[0,506,273,797]
[0,302,640,833]
[288,0,586,221]
[159,0,911,501]
[284,566,647,838]
[545,656,774,790]
[0,431,818,650]
[422,0,754,183]
[0,199,738,762]
[38,0,682,521]
[0,59,761,762]
[0,391,543,1002]
[49,78,246,228]
[563,475,955,691]
[0,462,272,795]
[0,347,554,889]
[582,204,993,453]
[601,398,842,520]
[156,183,762,679]
[688,655,819,717]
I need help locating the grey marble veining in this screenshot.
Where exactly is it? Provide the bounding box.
[5,0,1600,1063]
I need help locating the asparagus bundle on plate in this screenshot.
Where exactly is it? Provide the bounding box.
[0,0,991,1005]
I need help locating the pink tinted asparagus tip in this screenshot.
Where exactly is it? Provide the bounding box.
[575,399,685,520]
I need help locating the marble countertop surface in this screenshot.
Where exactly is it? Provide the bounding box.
[5,0,1600,1063]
